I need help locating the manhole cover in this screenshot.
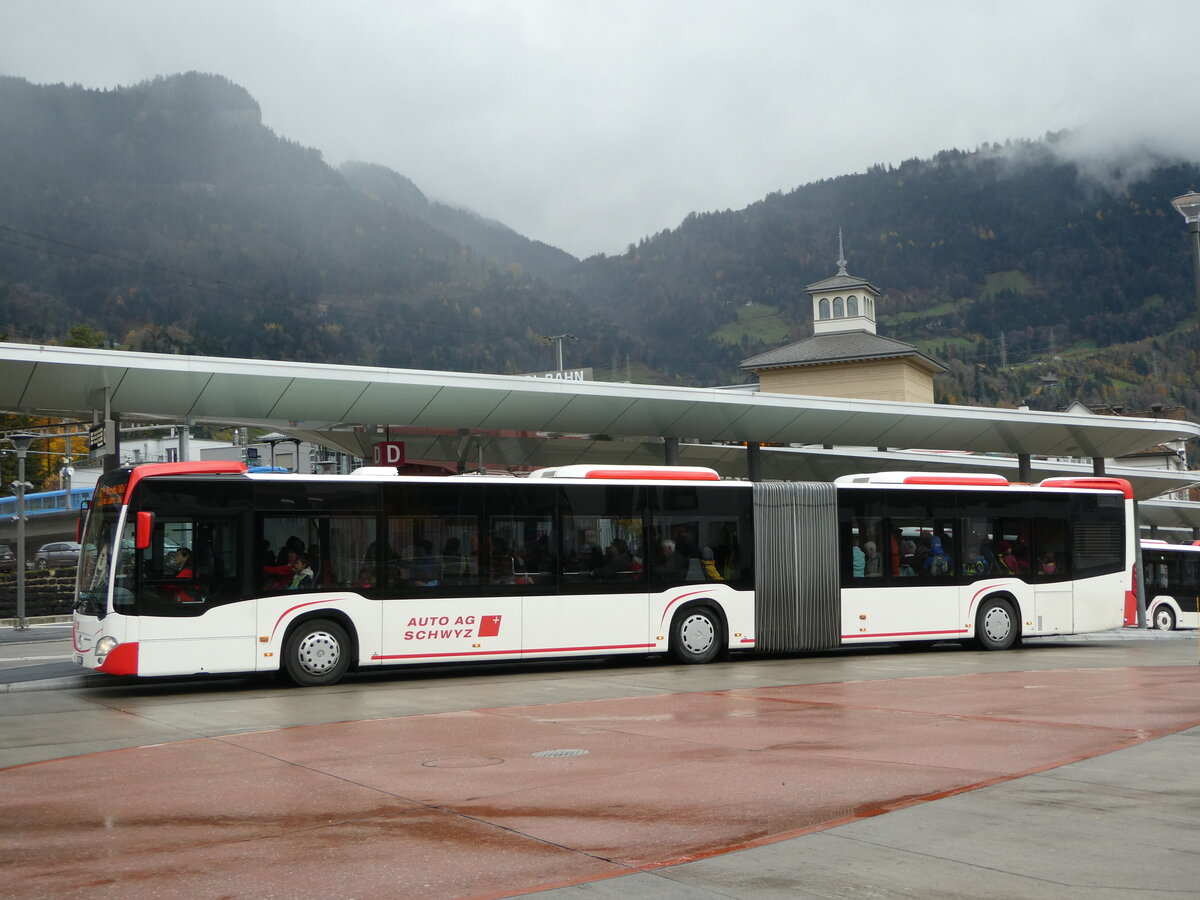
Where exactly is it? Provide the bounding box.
[421,757,505,768]
[530,748,591,758]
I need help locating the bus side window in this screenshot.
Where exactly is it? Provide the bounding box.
[1030,498,1068,580]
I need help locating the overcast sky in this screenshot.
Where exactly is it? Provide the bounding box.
[2,1,1199,258]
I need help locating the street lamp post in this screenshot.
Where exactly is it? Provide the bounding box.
[540,334,577,372]
[1170,191,1200,320]
[7,433,38,631]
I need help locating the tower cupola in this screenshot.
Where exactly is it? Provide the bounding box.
[807,230,880,336]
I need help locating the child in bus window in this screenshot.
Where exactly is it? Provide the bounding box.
[963,539,989,577]
[1039,552,1057,575]
[288,553,314,590]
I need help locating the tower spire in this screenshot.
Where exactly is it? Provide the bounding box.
[836,229,848,276]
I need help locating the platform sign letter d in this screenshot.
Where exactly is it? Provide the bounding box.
[372,441,406,467]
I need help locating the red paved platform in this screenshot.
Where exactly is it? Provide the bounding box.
[4,667,1200,899]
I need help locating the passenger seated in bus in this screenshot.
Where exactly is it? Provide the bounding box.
[288,553,314,590]
[700,547,724,581]
[898,539,917,576]
[407,539,439,586]
[962,540,989,577]
[262,557,294,590]
[169,547,197,603]
[276,535,305,565]
[488,535,516,584]
[591,538,632,580]
[851,542,866,578]
[671,525,697,561]
[861,541,881,577]
[578,529,604,570]
[654,539,689,580]
[1039,552,1057,575]
[353,566,376,589]
[997,541,1019,574]
[924,536,952,576]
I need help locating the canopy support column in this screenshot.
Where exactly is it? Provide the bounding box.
[747,442,763,482]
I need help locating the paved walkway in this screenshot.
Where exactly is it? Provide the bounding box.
[3,655,1199,898]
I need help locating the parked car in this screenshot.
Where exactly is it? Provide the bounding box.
[34,541,81,569]
[0,544,15,571]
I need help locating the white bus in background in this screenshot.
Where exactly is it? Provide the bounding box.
[1139,539,1200,631]
[72,462,1134,686]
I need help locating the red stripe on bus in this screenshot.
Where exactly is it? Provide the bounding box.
[1039,476,1134,499]
[841,629,968,639]
[584,469,720,481]
[97,641,139,675]
[902,474,1009,486]
[271,600,348,640]
[127,460,247,497]
[371,642,658,661]
[658,590,714,626]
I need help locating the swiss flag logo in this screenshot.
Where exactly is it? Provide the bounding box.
[477,615,503,637]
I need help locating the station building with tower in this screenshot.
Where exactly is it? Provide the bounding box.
[741,233,945,403]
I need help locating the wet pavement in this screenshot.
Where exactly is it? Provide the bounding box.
[1,625,1198,899]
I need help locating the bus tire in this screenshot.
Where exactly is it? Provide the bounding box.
[670,606,722,664]
[283,618,351,686]
[975,597,1018,651]
[1152,605,1176,631]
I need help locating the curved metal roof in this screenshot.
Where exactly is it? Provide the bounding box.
[2,341,1199,465]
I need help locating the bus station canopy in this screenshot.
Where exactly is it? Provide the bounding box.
[2,342,1199,503]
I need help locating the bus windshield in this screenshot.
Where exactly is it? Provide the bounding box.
[76,470,132,619]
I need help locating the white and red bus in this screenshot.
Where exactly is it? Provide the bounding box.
[1138,539,1200,631]
[72,462,1134,686]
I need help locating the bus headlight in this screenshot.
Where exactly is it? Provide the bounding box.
[95,636,119,661]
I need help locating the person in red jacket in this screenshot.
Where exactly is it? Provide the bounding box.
[169,547,196,603]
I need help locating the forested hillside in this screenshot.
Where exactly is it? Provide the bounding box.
[558,141,1200,411]
[2,72,1200,419]
[0,73,611,376]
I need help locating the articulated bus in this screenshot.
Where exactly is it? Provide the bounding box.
[1139,539,1200,631]
[72,462,1135,686]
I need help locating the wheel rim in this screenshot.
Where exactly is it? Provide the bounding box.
[679,614,715,655]
[981,605,1012,643]
[1155,609,1173,630]
[295,630,341,676]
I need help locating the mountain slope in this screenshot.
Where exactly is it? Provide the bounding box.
[340,162,577,280]
[0,73,620,376]
[555,139,1200,409]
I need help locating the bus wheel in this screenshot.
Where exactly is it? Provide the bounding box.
[975,598,1017,651]
[670,607,722,664]
[1153,605,1176,631]
[284,619,351,686]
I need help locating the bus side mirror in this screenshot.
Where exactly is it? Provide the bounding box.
[136,511,155,550]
